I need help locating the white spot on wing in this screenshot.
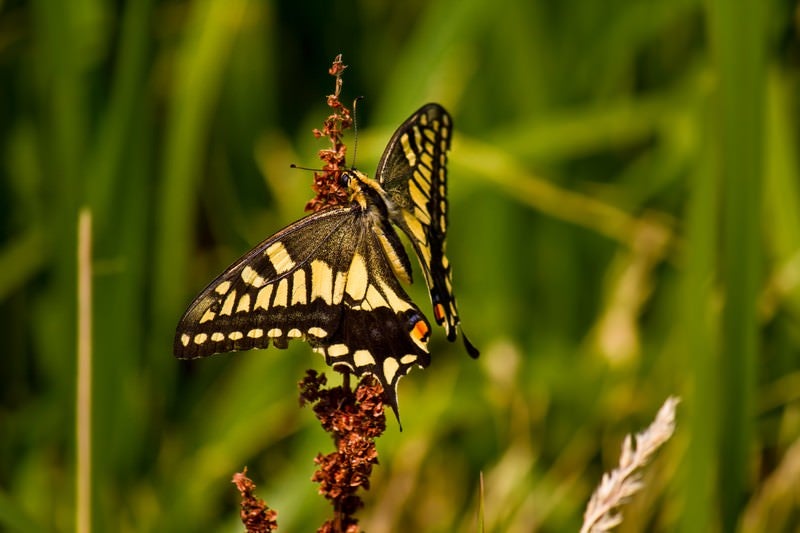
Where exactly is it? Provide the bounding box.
[413,125,423,152]
[215,281,231,295]
[365,285,388,309]
[229,331,243,341]
[255,284,273,310]
[374,227,412,285]
[211,332,225,342]
[415,206,431,225]
[273,278,288,307]
[409,178,429,211]
[267,328,282,337]
[400,133,417,166]
[241,265,266,288]
[310,260,334,304]
[423,127,436,142]
[292,269,307,305]
[345,254,368,301]
[418,241,432,267]
[236,293,251,313]
[220,290,237,316]
[332,271,346,304]
[377,278,412,312]
[400,354,417,364]
[181,334,190,346]
[383,357,400,384]
[266,242,295,274]
[194,333,208,345]
[403,210,427,245]
[353,350,375,367]
[247,328,263,338]
[328,344,348,358]
[308,327,327,338]
[414,168,431,187]
[420,151,433,168]
[287,328,302,338]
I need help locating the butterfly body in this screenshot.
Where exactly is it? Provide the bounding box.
[174,104,476,420]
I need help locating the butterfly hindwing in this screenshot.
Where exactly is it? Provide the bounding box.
[375,104,478,356]
[317,218,431,415]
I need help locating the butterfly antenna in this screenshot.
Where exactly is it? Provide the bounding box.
[351,96,365,168]
[290,163,323,172]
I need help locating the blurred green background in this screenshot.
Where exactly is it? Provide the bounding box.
[1,0,799,531]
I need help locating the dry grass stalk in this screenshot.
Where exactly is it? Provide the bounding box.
[580,396,680,533]
[76,209,93,533]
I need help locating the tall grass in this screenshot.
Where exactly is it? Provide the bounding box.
[706,0,767,530]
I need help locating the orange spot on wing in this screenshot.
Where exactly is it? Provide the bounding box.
[434,303,446,323]
[412,319,430,342]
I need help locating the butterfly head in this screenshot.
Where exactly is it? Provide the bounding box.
[342,169,386,211]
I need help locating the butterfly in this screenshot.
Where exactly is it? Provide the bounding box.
[174,103,477,422]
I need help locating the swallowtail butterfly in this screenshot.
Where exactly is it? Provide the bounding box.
[174,104,477,421]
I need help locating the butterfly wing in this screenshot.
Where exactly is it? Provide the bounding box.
[174,205,431,416]
[376,104,478,357]
[174,207,355,358]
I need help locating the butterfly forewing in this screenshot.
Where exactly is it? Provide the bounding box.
[174,202,432,416]
[174,207,355,358]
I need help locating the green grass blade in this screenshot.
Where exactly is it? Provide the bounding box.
[705,0,767,528]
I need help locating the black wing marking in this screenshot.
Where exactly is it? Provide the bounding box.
[376,103,478,357]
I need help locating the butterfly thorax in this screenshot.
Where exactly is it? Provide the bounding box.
[345,170,388,211]
[344,170,414,286]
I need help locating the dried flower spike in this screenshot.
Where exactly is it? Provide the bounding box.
[580,396,680,533]
[306,54,353,212]
[299,370,386,533]
[232,468,279,533]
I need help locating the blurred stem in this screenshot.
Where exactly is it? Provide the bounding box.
[477,471,485,533]
[76,209,93,533]
[705,0,766,529]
